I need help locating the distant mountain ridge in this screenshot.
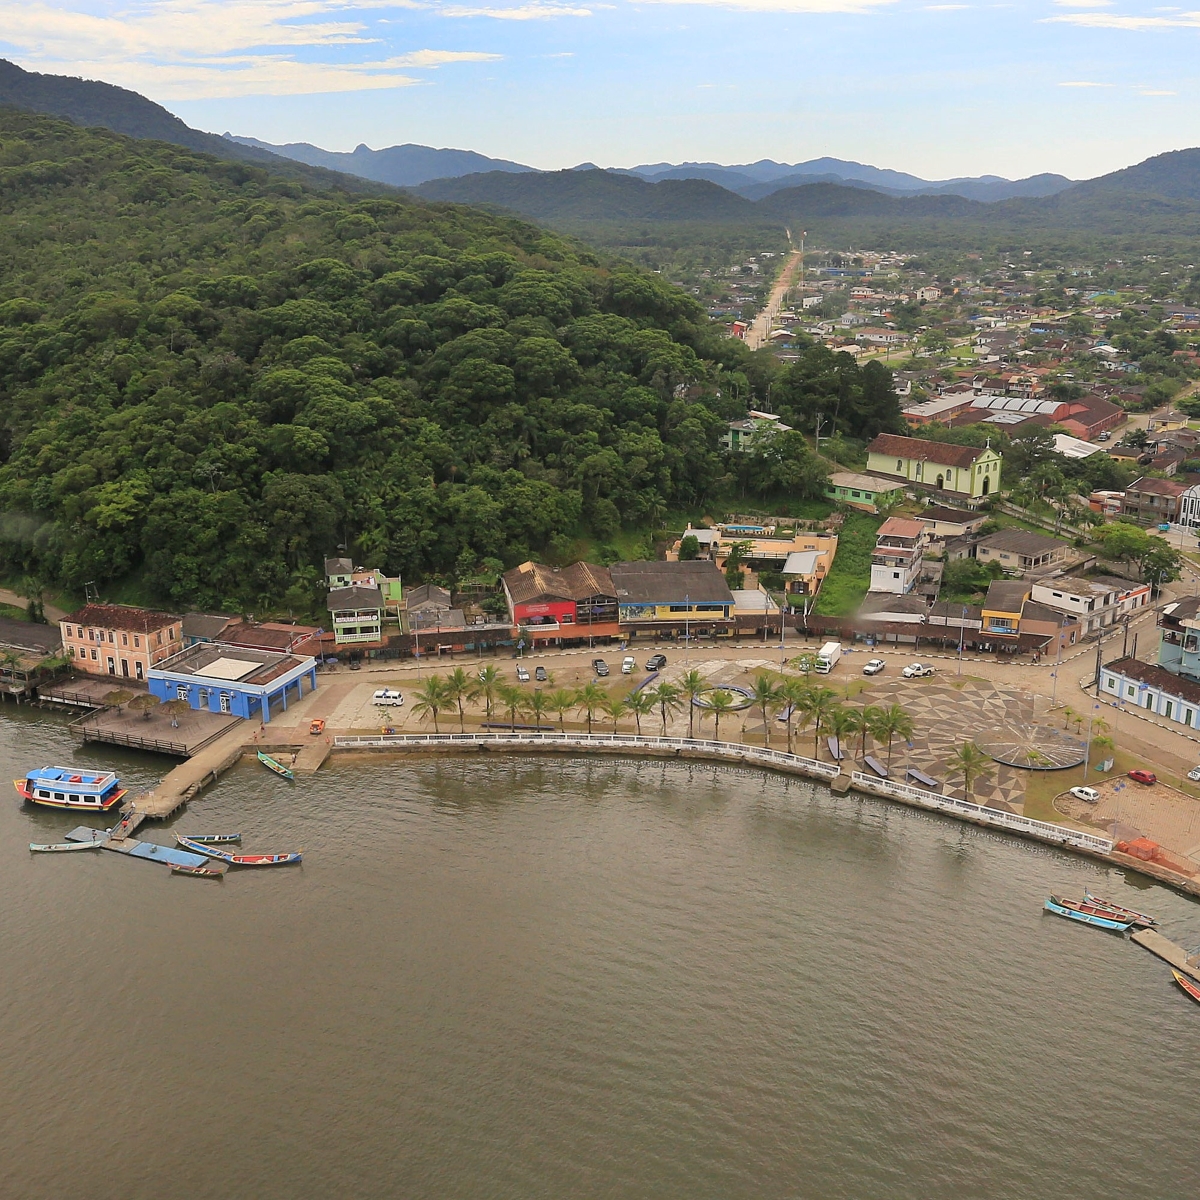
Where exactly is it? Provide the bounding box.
[225,135,533,188]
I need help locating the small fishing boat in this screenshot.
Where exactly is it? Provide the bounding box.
[29,840,102,852]
[172,862,227,878]
[176,835,302,867]
[1172,969,1200,1005]
[1044,895,1134,932]
[178,833,241,844]
[14,766,126,810]
[1081,890,1158,928]
[257,750,294,781]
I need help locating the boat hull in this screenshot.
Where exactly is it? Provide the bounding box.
[29,841,103,852]
[179,833,241,844]
[1045,896,1134,931]
[256,751,295,781]
[14,780,126,810]
[1081,891,1158,928]
[1172,969,1200,1004]
[176,835,302,867]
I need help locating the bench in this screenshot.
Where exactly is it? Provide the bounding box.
[864,755,890,778]
[905,767,942,791]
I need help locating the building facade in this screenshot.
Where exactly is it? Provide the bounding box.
[869,517,927,595]
[326,585,385,646]
[1122,476,1186,524]
[501,561,619,645]
[1030,576,1151,637]
[865,433,1002,505]
[976,529,1068,577]
[720,411,793,454]
[609,560,735,638]
[1100,656,1200,732]
[60,604,182,681]
[825,472,905,513]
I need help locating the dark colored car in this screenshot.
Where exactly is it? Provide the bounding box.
[1128,769,1157,785]
[646,654,667,671]
[534,665,547,682]
[593,658,609,676]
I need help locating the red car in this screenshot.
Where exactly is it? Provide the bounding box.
[1128,769,1157,786]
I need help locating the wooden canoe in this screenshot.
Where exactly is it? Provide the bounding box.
[257,751,294,781]
[172,862,227,878]
[1082,891,1158,928]
[178,832,241,844]
[1172,969,1200,1004]
[1045,896,1134,932]
[177,835,302,867]
[29,840,102,852]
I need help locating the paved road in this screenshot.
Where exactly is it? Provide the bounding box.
[744,250,802,351]
[0,587,66,622]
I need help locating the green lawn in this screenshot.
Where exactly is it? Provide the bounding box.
[811,511,882,617]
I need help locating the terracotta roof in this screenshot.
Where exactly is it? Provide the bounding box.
[182,613,238,641]
[920,505,982,526]
[609,560,734,605]
[1128,475,1187,498]
[63,603,178,633]
[977,529,1067,556]
[867,433,990,469]
[876,517,926,540]
[0,616,62,655]
[983,581,1031,613]
[503,561,614,605]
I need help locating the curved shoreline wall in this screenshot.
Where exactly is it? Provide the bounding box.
[332,731,1129,861]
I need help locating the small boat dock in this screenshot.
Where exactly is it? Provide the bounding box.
[1130,928,1200,983]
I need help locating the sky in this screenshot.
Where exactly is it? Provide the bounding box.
[2,1,1200,180]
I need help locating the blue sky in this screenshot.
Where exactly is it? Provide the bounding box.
[2,2,1199,180]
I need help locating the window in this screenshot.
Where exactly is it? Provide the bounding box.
[1106,678,1117,691]
[1165,701,1174,719]
[135,661,144,681]
[68,647,75,658]
[1185,709,1193,725]
[1127,685,1136,698]
[893,571,900,579]
[91,648,98,661]
[134,636,140,648]
[121,633,128,647]
[896,458,903,470]
[220,693,232,714]
[54,792,65,801]
[106,657,115,674]
[69,795,79,804]
[177,684,188,701]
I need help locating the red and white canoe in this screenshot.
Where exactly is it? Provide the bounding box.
[176,835,301,866]
[1082,891,1158,928]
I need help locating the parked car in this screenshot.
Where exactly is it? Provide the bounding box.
[372,688,404,707]
[1188,766,1200,782]
[646,654,667,671]
[863,659,886,676]
[1128,769,1157,785]
[349,660,361,671]
[1069,786,1100,802]
[534,666,548,682]
[515,666,530,683]
[1096,431,1111,441]
[593,658,609,677]
[902,663,935,678]
[622,655,636,674]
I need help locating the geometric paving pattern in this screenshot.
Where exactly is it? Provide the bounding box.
[979,723,1087,770]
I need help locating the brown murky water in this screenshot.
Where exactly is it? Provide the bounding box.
[2,707,1198,1199]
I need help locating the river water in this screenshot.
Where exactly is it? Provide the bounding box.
[1,706,1199,1199]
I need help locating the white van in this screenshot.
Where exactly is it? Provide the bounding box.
[372,688,404,706]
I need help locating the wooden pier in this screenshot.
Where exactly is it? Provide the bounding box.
[1130,928,1200,983]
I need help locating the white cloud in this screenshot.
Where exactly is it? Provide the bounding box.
[1047,9,1200,27]
[1140,88,1178,94]
[0,1,505,97]
[638,0,896,11]
[439,3,592,15]
[1053,0,1113,7]
[924,4,970,9]
[1057,79,1112,86]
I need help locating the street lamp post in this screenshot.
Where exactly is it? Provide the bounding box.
[957,604,967,676]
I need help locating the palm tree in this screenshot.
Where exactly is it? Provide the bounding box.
[750,673,782,747]
[524,688,551,730]
[705,690,736,741]
[805,686,839,757]
[825,705,858,761]
[950,741,994,801]
[576,681,608,734]
[857,704,882,761]
[475,665,502,722]
[0,648,23,680]
[496,682,525,730]
[443,667,473,732]
[602,695,630,733]
[651,681,683,735]
[680,669,706,739]
[626,689,656,736]
[1060,705,1077,731]
[870,703,915,769]
[546,687,578,732]
[779,678,810,755]
[411,677,449,733]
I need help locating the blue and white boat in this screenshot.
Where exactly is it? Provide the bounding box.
[14,766,126,811]
[1044,895,1134,932]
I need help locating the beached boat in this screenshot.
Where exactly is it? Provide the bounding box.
[1172,969,1200,1005]
[172,862,227,878]
[1044,895,1134,932]
[176,835,302,867]
[178,833,241,844]
[14,766,126,811]
[1081,891,1158,928]
[29,840,102,852]
[257,750,294,781]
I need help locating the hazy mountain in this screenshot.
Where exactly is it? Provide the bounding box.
[226,134,534,187]
[0,58,396,196]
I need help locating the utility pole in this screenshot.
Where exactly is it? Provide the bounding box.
[957,605,967,676]
[814,412,826,455]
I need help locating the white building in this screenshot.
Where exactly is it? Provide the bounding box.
[1030,576,1151,637]
[869,517,927,595]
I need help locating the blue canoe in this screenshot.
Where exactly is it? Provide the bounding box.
[1045,895,1134,932]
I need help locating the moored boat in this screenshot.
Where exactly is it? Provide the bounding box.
[172,862,227,878]
[29,840,102,852]
[257,751,294,781]
[1081,891,1158,928]
[14,766,126,811]
[1044,895,1135,932]
[178,832,241,844]
[1172,969,1200,1005]
[176,835,302,866]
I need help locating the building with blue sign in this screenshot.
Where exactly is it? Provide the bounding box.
[148,643,317,723]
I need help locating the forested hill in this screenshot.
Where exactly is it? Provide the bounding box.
[0,108,897,612]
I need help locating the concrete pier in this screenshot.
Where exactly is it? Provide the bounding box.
[126,723,253,820]
[1130,928,1200,982]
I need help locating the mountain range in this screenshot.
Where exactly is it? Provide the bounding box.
[4,56,1200,239]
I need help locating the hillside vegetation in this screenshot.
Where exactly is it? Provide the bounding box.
[0,108,833,611]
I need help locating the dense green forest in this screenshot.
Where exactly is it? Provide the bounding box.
[0,108,904,612]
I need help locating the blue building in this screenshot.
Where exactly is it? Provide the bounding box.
[148,643,317,723]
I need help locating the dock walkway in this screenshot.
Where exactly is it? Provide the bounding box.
[127,722,254,820]
[1130,928,1200,983]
